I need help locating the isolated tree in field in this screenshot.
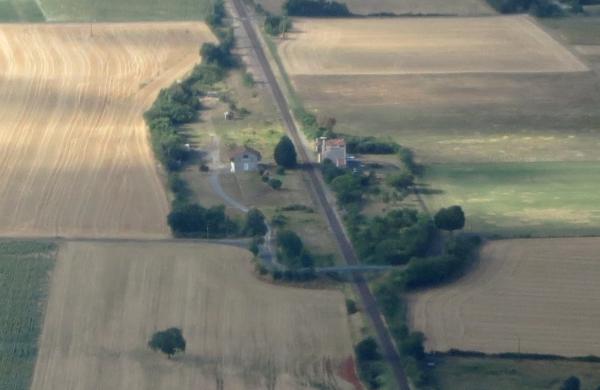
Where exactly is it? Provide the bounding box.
[148,328,186,358]
[244,208,268,237]
[434,205,465,233]
[561,376,580,390]
[274,136,297,168]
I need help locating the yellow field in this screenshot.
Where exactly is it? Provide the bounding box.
[31,241,355,390]
[279,16,587,75]
[0,23,215,238]
[408,238,600,357]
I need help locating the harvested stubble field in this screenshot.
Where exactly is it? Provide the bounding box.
[0,23,216,238]
[31,241,356,390]
[279,16,587,76]
[408,238,600,357]
[257,0,494,16]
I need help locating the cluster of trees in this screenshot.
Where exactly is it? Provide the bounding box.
[352,209,433,265]
[355,337,385,389]
[345,135,399,155]
[276,229,314,268]
[321,159,376,206]
[167,204,237,238]
[144,83,199,171]
[283,0,351,16]
[485,0,564,16]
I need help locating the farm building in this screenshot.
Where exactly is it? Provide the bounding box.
[316,137,347,167]
[230,146,262,173]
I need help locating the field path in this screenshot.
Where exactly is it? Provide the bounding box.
[0,23,215,238]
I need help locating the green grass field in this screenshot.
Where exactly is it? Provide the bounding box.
[39,0,211,21]
[0,0,45,21]
[0,241,55,390]
[421,162,600,237]
[433,356,600,390]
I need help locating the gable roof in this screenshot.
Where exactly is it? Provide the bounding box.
[229,146,262,160]
[325,138,346,147]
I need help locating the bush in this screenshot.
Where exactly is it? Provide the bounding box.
[561,376,581,390]
[242,72,255,88]
[276,166,286,175]
[386,171,414,191]
[188,63,225,87]
[345,299,358,314]
[401,332,426,361]
[283,0,352,16]
[321,158,346,183]
[269,178,282,189]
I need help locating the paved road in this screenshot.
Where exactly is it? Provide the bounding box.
[227,1,411,388]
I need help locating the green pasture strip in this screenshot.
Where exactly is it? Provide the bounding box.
[39,0,211,21]
[543,16,600,45]
[0,0,44,22]
[433,356,600,390]
[421,161,600,237]
[0,241,55,390]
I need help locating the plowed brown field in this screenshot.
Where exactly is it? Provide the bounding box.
[408,238,600,357]
[31,241,355,390]
[0,23,215,238]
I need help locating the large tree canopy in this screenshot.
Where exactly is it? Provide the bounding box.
[274,136,297,168]
[148,328,186,358]
[434,206,465,232]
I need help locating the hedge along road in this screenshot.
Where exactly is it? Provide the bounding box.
[227,0,411,388]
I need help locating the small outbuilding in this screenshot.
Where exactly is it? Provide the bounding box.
[229,146,262,173]
[316,137,347,168]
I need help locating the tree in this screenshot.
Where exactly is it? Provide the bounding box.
[245,208,268,237]
[269,178,282,190]
[274,136,297,168]
[561,376,581,390]
[434,205,465,233]
[148,328,186,358]
[355,337,380,361]
[386,171,414,190]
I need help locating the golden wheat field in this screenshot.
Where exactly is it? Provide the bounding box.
[31,241,356,390]
[279,16,587,76]
[0,23,215,238]
[408,238,600,357]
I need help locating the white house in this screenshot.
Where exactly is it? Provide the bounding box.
[229,146,262,173]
